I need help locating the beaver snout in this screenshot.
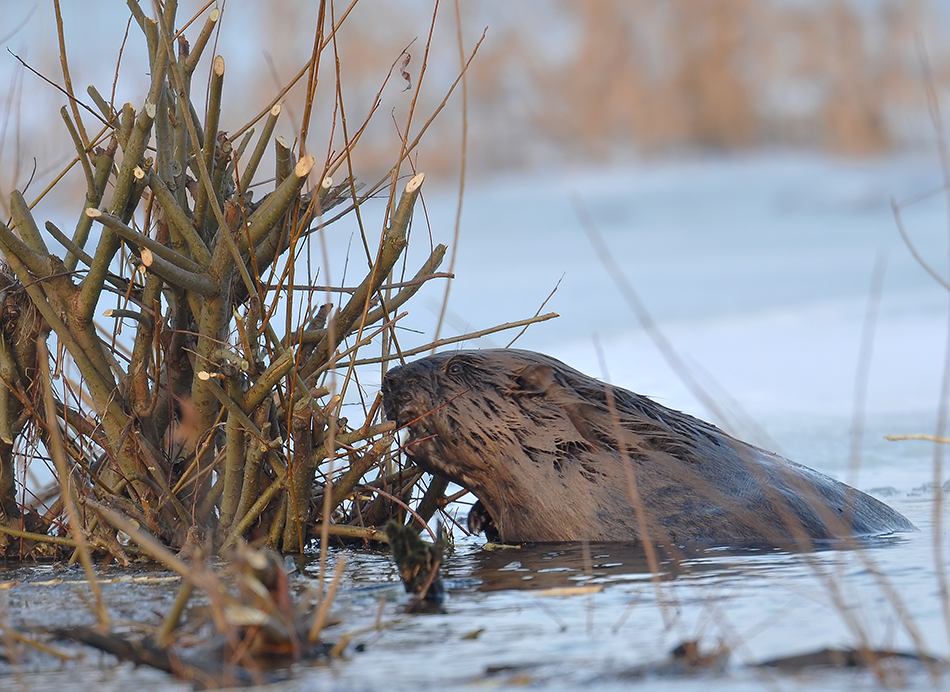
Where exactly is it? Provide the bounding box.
[381,362,427,427]
[381,368,405,425]
[382,357,443,425]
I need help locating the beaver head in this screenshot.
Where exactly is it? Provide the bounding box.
[381,348,712,542]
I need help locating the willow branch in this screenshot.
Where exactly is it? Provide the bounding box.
[0,523,77,547]
[414,476,450,527]
[68,143,116,273]
[39,337,109,625]
[239,103,281,193]
[147,0,174,108]
[193,55,225,235]
[85,208,203,274]
[59,106,94,192]
[86,85,117,125]
[154,11,260,304]
[293,253,448,345]
[0,338,19,447]
[1,215,53,279]
[309,524,389,543]
[218,377,248,530]
[0,236,120,414]
[242,155,315,251]
[139,252,216,296]
[111,102,158,222]
[330,435,394,508]
[886,434,950,444]
[232,405,273,539]
[364,243,446,327]
[229,129,255,181]
[305,312,407,382]
[154,84,173,184]
[78,101,156,323]
[104,308,155,330]
[275,135,293,185]
[309,173,423,371]
[10,191,50,257]
[352,312,561,366]
[246,178,339,279]
[45,221,92,267]
[147,171,212,265]
[242,348,297,412]
[90,500,196,578]
[126,0,156,57]
[221,464,287,549]
[183,7,220,74]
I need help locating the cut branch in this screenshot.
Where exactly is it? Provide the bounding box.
[306,173,423,374]
[85,208,203,273]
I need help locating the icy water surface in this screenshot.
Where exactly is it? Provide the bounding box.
[289,412,944,691]
[312,154,950,689]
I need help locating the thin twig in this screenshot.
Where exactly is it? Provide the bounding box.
[886,434,950,444]
[349,312,559,366]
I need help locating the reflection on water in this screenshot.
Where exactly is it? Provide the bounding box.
[456,533,918,593]
[300,521,942,691]
[464,542,659,591]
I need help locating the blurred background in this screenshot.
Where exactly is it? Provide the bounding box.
[1,0,949,435]
[1,1,949,190]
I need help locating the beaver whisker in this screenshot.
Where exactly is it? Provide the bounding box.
[401,432,439,456]
[387,387,474,430]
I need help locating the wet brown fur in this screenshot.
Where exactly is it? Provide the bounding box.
[382,349,916,545]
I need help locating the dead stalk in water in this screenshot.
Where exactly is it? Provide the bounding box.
[915,36,950,654]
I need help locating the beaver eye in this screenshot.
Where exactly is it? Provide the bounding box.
[446,361,465,378]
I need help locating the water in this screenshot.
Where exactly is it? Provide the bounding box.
[290,417,944,691]
[3,449,943,691]
[4,154,950,689]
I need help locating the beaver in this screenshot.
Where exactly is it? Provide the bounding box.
[381,349,916,545]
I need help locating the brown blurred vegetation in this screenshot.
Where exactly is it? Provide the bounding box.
[524,0,926,159]
[0,0,946,198]
[312,0,946,174]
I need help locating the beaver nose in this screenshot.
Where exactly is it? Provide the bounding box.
[382,364,411,422]
[382,358,430,393]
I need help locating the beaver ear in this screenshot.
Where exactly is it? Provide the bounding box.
[514,364,555,394]
[563,401,603,445]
